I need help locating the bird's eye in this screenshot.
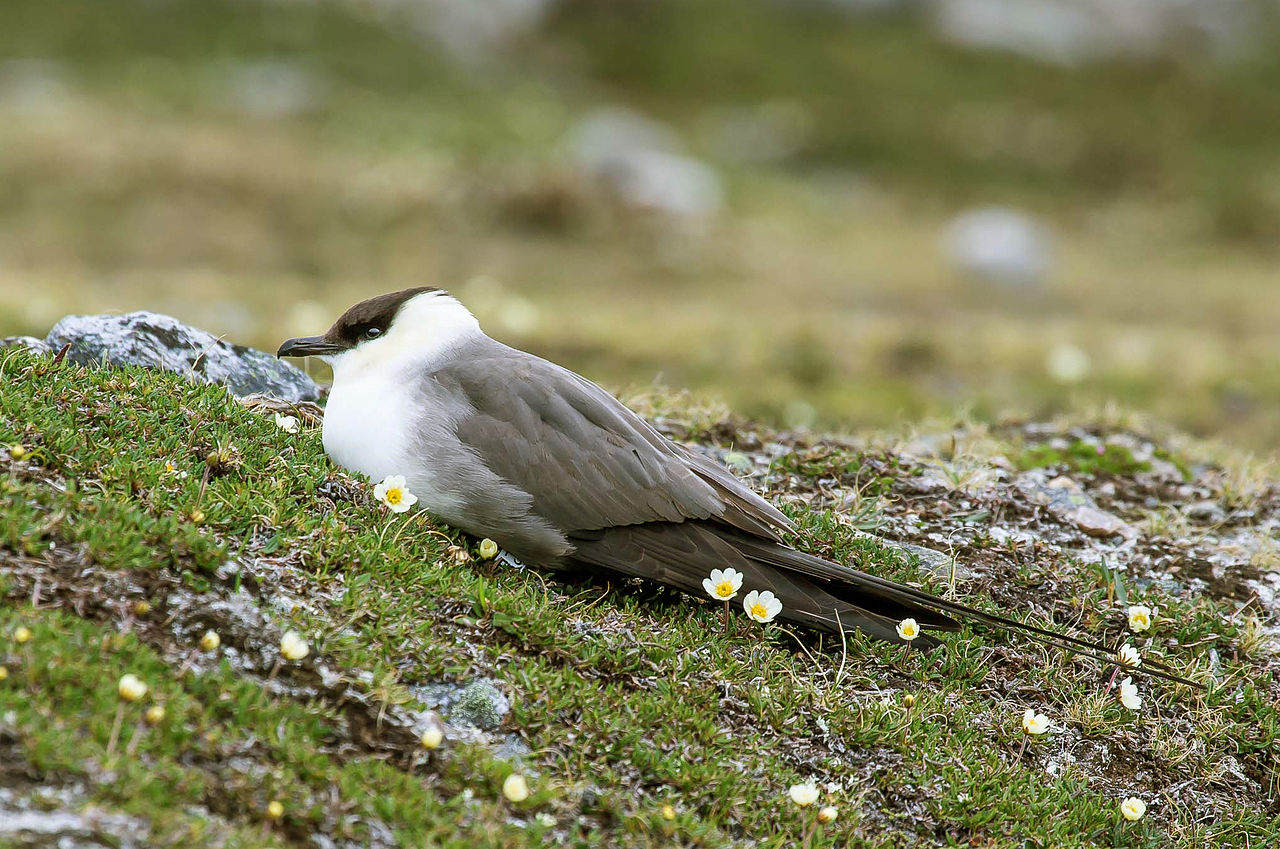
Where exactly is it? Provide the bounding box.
[364,327,382,340]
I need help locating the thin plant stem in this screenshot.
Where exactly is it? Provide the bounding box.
[125,719,146,757]
[105,703,125,759]
[800,810,819,848]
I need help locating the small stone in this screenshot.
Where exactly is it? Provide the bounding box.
[943,206,1050,288]
[1067,505,1137,539]
[1185,500,1225,524]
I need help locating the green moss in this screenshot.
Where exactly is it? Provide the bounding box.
[1019,439,1152,476]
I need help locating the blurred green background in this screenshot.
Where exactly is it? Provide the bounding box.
[4,0,1280,448]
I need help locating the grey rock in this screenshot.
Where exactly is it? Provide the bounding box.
[1185,500,1226,524]
[0,785,150,849]
[0,59,78,118]
[358,0,559,63]
[0,336,50,355]
[894,540,966,580]
[223,60,323,119]
[1068,504,1135,539]
[45,311,320,402]
[448,680,510,731]
[852,530,975,581]
[568,107,723,221]
[1018,471,1137,539]
[933,0,1252,66]
[944,206,1050,287]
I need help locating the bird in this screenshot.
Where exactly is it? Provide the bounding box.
[278,287,1194,684]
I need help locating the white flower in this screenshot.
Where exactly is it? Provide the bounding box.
[266,800,284,820]
[1120,797,1146,821]
[817,805,838,824]
[373,475,418,513]
[280,630,310,661]
[273,413,299,434]
[788,783,820,807]
[702,568,744,601]
[1119,677,1142,711]
[1022,708,1050,735]
[896,618,920,641]
[1117,644,1141,668]
[743,589,782,623]
[118,674,148,702]
[478,538,499,560]
[502,773,530,803]
[200,630,221,652]
[1127,605,1153,633]
[145,704,166,724]
[12,626,31,644]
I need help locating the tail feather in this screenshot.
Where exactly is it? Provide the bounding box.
[728,531,1202,688]
[567,520,1203,689]
[569,521,954,648]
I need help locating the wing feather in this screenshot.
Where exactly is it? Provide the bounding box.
[431,345,772,535]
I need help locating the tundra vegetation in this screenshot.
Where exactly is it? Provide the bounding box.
[2,349,1276,847]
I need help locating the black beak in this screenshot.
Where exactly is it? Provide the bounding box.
[277,335,346,358]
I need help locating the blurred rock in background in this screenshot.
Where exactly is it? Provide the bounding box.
[933,0,1256,65]
[943,207,1052,289]
[567,107,723,223]
[221,60,326,119]
[358,0,562,62]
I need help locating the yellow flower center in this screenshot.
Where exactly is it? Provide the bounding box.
[715,581,735,598]
[750,603,768,619]
[903,624,916,636]
[386,488,402,505]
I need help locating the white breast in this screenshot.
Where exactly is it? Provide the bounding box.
[318,289,484,516]
[321,365,416,483]
[321,357,472,518]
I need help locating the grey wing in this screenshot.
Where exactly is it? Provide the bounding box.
[430,344,793,540]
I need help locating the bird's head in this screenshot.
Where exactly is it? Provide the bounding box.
[277,287,481,376]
